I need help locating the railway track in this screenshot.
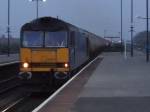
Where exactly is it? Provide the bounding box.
[1,97,26,112]
[0,56,101,112]
[0,61,19,80]
[0,61,24,112]
[0,92,51,112]
[0,61,50,112]
[0,87,29,112]
[0,61,20,94]
[0,76,21,94]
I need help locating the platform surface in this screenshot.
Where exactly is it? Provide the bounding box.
[71,51,150,112]
[36,51,150,112]
[0,54,19,64]
[78,52,150,97]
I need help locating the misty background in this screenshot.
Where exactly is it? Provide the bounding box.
[0,0,148,40]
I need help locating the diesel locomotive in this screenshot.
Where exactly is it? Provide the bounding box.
[19,17,109,91]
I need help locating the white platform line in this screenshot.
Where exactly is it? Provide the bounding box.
[0,61,19,67]
[32,55,100,112]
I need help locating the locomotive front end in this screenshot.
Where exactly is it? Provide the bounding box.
[19,29,70,86]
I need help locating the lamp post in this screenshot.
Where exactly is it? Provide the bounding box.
[136,15,150,62]
[130,0,134,57]
[104,30,107,38]
[121,0,123,51]
[137,0,150,62]
[29,0,46,18]
[7,0,10,56]
[137,0,149,62]
[146,0,149,62]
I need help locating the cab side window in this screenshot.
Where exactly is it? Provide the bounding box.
[70,31,75,47]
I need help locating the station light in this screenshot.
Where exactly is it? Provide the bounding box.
[29,0,46,2]
[28,0,46,18]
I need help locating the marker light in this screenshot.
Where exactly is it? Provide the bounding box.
[23,62,29,68]
[64,63,68,68]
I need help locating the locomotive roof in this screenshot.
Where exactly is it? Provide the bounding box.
[21,17,77,31]
[21,16,105,40]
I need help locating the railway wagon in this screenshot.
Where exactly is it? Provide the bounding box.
[18,17,109,90]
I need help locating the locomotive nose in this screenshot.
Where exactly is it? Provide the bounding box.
[18,72,32,80]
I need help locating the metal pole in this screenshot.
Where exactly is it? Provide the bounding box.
[131,0,134,57]
[121,0,123,51]
[104,30,106,38]
[36,0,39,18]
[146,0,149,62]
[124,38,127,59]
[7,0,10,56]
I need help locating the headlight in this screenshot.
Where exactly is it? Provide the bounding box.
[64,63,68,68]
[23,62,29,68]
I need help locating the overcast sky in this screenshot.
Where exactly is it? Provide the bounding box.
[0,0,148,40]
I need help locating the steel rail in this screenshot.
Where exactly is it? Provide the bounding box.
[1,94,30,112]
[0,61,19,67]
[0,76,16,84]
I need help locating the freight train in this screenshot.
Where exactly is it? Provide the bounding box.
[18,17,109,91]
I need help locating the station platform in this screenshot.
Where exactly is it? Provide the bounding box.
[34,51,150,112]
[0,54,19,65]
